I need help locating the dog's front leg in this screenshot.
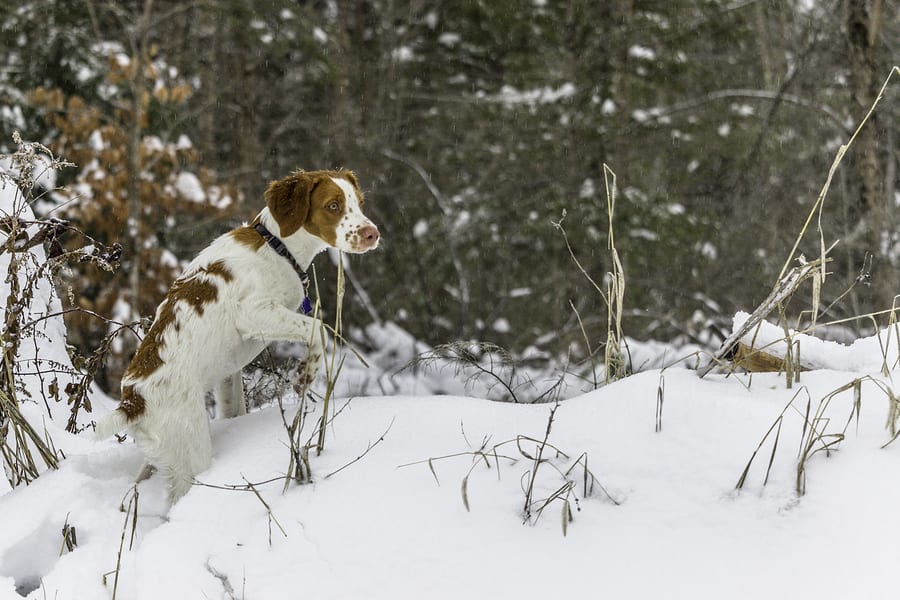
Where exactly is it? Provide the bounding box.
[215,372,246,419]
[235,302,325,384]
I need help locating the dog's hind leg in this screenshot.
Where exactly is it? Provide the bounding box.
[214,372,246,419]
[141,398,212,503]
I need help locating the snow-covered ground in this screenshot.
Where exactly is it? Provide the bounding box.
[1,340,899,599]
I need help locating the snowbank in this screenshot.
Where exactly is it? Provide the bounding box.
[1,365,898,599]
[733,311,900,372]
[0,161,77,404]
[0,161,89,497]
[327,322,703,403]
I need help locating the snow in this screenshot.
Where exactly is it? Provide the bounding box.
[0,162,82,420]
[697,240,718,260]
[0,107,25,132]
[493,83,576,107]
[141,136,164,154]
[491,317,510,333]
[579,177,595,198]
[174,171,206,204]
[88,130,105,152]
[733,311,900,372]
[1,359,899,599]
[629,227,658,241]
[391,46,415,63]
[438,33,460,47]
[412,219,429,239]
[628,45,656,60]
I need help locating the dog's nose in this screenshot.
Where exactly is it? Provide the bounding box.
[360,225,380,246]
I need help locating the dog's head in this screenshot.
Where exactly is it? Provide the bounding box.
[264,170,380,253]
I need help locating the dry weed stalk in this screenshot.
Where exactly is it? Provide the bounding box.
[59,513,78,555]
[602,164,626,383]
[281,373,314,490]
[795,378,864,495]
[569,299,598,389]
[324,417,394,479]
[1,134,125,486]
[315,255,347,455]
[242,475,286,546]
[704,67,900,380]
[103,484,140,600]
[736,387,809,491]
[738,376,896,496]
[778,67,899,305]
[402,404,619,536]
[521,400,561,522]
[0,135,65,485]
[282,266,329,489]
[885,388,900,444]
[699,254,829,378]
[0,384,58,485]
[411,341,530,403]
[655,374,665,433]
[552,163,627,387]
[873,297,899,376]
[283,257,366,489]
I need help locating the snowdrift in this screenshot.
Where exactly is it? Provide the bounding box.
[1,356,899,599]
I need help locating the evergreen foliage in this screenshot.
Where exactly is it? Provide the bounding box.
[1,0,897,390]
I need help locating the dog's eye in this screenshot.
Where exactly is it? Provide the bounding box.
[328,201,340,211]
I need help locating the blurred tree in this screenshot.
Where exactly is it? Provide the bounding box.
[843,0,894,313]
[1,0,898,388]
[28,35,237,387]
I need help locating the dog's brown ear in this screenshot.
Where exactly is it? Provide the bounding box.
[340,170,364,204]
[264,172,313,237]
[341,170,359,189]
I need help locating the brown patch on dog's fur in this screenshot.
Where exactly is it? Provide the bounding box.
[120,385,147,419]
[126,323,166,380]
[264,169,363,237]
[200,260,234,282]
[303,178,346,247]
[264,173,310,237]
[124,261,235,381]
[229,225,265,251]
[338,170,364,203]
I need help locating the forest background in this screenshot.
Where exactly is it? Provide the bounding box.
[0,0,897,391]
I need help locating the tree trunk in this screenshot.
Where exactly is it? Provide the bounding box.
[127,0,155,323]
[845,1,884,239]
[844,0,888,308]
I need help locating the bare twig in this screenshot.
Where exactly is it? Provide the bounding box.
[242,475,286,545]
[324,417,394,479]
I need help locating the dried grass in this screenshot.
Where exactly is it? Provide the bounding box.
[401,402,619,536]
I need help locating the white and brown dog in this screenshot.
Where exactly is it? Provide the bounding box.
[95,169,379,501]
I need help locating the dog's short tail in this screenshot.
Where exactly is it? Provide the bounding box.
[94,409,130,440]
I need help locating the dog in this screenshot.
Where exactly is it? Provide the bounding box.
[95,169,380,501]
